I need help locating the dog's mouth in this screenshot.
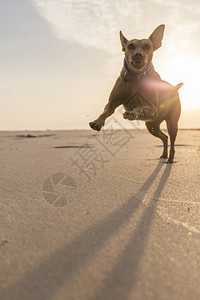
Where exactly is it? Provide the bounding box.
[131,61,145,69]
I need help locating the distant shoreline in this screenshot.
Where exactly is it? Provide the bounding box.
[0,128,200,133]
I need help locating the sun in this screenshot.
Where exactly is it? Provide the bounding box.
[157,53,200,110]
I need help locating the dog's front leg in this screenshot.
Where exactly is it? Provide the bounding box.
[89,78,124,131]
[89,102,118,131]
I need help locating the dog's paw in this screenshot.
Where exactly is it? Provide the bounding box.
[123,111,136,120]
[166,159,173,164]
[160,154,168,159]
[89,120,104,131]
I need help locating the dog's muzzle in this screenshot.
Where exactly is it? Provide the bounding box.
[131,51,145,69]
[134,51,144,58]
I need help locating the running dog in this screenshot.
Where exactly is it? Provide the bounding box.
[89,25,183,163]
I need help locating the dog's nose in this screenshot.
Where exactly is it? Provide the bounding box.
[134,52,143,58]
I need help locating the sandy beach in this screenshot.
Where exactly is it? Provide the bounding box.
[0,128,200,300]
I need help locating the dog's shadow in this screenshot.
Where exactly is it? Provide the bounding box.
[0,163,172,300]
[93,163,172,300]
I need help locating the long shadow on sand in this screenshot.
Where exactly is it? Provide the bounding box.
[93,164,172,300]
[0,163,171,300]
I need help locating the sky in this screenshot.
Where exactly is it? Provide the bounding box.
[0,0,200,130]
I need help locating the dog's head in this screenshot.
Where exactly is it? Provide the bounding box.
[120,25,165,74]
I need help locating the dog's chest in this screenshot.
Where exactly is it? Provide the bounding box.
[123,82,158,112]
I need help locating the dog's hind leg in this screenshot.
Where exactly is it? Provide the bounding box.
[166,120,178,164]
[146,121,168,159]
[165,97,181,163]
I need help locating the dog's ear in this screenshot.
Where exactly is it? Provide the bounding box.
[148,24,165,51]
[120,31,128,52]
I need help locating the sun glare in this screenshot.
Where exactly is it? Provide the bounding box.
[158,53,199,110]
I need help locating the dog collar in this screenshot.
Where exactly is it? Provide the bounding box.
[123,58,152,82]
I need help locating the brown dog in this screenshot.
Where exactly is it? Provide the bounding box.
[89,25,183,163]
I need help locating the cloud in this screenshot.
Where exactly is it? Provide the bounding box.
[31,0,142,53]
[31,0,200,57]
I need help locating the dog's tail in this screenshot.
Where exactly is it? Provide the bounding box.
[175,83,184,90]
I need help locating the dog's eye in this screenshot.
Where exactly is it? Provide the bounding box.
[128,43,135,50]
[143,44,150,51]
